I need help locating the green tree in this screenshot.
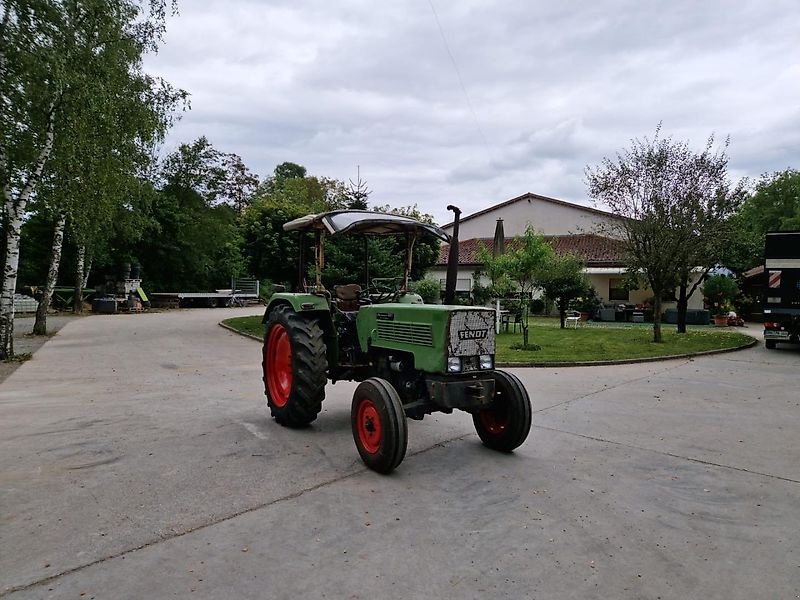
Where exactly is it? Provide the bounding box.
[724,169,800,273]
[134,139,255,292]
[479,226,553,349]
[586,127,743,341]
[703,274,739,315]
[241,164,346,287]
[0,0,181,356]
[347,169,371,209]
[135,185,241,291]
[537,253,589,329]
[371,203,441,281]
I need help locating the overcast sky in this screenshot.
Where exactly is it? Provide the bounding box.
[143,0,800,225]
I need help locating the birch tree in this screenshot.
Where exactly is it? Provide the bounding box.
[1,0,182,353]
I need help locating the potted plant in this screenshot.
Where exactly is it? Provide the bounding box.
[577,288,601,320]
[703,275,738,327]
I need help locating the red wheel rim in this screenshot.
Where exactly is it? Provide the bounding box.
[479,401,509,435]
[356,399,382,454]
[265,324,292,407]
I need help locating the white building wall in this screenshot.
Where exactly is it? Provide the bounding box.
[442,195,620,239]
[432,193,707,313]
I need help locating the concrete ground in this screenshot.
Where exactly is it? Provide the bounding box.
[0,314,79,384]
[0,308,797,599]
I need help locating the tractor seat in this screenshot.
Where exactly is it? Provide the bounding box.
[334,284,362,312]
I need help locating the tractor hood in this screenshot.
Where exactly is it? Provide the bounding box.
[283,210,450,242]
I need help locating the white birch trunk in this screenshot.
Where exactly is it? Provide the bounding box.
[73,245,85,314]
[33,212,67,335]
[0,108,56,358]
[82,255,93,289]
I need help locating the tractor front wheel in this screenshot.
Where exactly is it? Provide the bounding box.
[263,305,327,427]
[351,378,408,474]
[473,370,532,452]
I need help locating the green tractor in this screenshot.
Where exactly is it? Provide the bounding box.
[261,209,531,473]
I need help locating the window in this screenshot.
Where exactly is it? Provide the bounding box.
[609,278,628,301]
[439,278,471,291]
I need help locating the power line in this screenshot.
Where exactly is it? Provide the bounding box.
[427,0,495,165]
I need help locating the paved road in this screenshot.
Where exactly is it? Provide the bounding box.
[0,309,797,599]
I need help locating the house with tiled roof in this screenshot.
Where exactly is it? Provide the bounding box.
[428,193,705,311]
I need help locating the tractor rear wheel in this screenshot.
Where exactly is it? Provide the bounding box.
[473,370,532,452]
[351,378,408,474]
[263,305,327,427]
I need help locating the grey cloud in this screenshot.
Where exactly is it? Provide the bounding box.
[144,0,800,224]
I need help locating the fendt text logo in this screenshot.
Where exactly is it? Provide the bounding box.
[458,329,488,341]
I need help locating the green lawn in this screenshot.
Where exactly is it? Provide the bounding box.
[222,315,754,364]
[495,318,753,363]
[223,315,265,339]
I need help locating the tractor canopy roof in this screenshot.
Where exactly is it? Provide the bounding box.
[283,210,450,241]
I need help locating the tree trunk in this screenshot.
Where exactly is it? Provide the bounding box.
[73,245,85,314]
[558,298,567,329]
[0,100,57,358]
[82,255,92,289]
[521,302,529,348]
[652,295,663,343]
[676,279,688,334]
[0,208,24,358]
[33,212,67,335]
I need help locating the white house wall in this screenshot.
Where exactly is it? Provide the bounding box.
[425,267,706,311]
[442,195,620,238]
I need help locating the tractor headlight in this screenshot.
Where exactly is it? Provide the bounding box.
[447,356,462,373]
[479,354,493,370]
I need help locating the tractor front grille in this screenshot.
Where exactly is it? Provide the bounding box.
[448,309,496,357]
[376,321,434,346]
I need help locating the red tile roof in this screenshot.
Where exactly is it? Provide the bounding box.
[436,234,625,267]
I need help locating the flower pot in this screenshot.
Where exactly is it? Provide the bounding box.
[580,312,590,321]
[713,315,729,327]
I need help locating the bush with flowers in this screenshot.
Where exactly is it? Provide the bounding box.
[703,274,739,316]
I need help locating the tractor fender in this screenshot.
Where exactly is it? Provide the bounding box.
[263,293,330,323]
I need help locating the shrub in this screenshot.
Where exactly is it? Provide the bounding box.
[410,278,441,304]
[703,275,739,315]
[471,278,494,306]
[530,298,545,314]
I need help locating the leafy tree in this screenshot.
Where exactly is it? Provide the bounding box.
[371,203,441,281]
[703,274,739,315]
[409,278,441,304]
[158,137,258,213]
[0,0,181,356]
[586,127,743,341]
[241,164,348,287]
[132,140,251,292]
[135,185,242,291]
[724,169,800,273]
[537,253,589,329]
[479,226,553,348]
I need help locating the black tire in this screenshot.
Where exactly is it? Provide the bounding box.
[473,370,532,452]
[765,340,777,350]
[263,305,327,427]
[351,378,408,474]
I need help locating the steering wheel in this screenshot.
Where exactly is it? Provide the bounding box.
[367,277,403,304]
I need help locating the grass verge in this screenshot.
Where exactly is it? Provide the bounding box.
[222,315,754,365]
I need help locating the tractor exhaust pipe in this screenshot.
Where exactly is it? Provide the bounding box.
[444,205,461,305]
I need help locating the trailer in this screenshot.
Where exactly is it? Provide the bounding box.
[149,278,260,309]
[763,231,800,349]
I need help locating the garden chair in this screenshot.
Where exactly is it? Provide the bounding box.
[565,310,581,329]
